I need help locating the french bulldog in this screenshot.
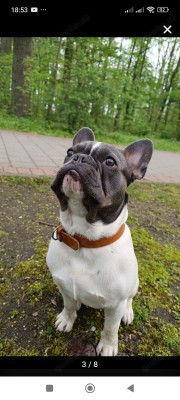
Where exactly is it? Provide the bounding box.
[46,127,153,356]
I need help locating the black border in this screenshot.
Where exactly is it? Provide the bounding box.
[0,357,179,376]
[0,4,179,36]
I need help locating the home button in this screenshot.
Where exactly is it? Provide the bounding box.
[85,383,95,393]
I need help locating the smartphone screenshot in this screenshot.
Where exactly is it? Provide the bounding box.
[0,3,179,399]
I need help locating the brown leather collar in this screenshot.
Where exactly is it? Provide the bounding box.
[52,223,125,250]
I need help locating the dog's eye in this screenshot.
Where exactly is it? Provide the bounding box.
[67,148,74,157]
[105,157,115,166]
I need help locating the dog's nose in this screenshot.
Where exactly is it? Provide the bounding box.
[73,154,86,163]
[72,153,98,170]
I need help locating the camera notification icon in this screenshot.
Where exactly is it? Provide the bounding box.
[31,7,38,12]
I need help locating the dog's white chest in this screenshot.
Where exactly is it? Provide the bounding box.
[47,240,107,308]
[46,225,138,309]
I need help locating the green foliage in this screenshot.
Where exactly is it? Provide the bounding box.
[0,110,179,152]
[0,53,12,110]
[0,37,179,141]
[10,309,19,318]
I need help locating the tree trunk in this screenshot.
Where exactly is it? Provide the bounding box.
[46,38,62,120]
[130,39,150,119]
[63,38,74,101]
[149,40,170,128]
[11,37,32,117]
[91,38,114,125]
[154,56,180,131]
[60,38,74,130]
[123,39,150,129]
[1,37,12,54]
[0,38,13,109]
[113,39,137,131]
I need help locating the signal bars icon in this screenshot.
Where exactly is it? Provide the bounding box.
[136,7,144,13]
[125,6,157,13]
[125,7,134,13]
[125,6,145,13]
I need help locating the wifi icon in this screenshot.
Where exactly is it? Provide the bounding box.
[146,6,155,13]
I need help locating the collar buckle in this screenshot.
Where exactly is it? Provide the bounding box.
[52,225,80,250]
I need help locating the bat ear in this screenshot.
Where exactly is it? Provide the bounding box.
[124,139,153,181]
[73,127,95,145]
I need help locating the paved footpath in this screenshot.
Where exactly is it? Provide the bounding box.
[0,130,180,183]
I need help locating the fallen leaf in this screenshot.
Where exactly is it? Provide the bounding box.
[51,298,57,306]
[32,312,38,317]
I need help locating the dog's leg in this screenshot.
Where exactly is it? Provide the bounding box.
[96,300,127,356]
[76,301,82,311]
[122,279,138,325]
[55,294,79,333]
[122,298,134,325]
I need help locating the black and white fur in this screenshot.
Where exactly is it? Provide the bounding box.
[46,127,153,356]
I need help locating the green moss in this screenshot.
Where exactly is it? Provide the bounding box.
[0,340,39,356]
[43,338,69,356]
[134,322,180,356]
[11,240,56,305]
[133,302,150,325]
[0,175,51,188]
[0,177,179,356]
[129,182,180,208]
[128,216,139,226]
[0,231,8,237]
[129,182,180,209]
[120,226,180,355]
[10,309,19,318]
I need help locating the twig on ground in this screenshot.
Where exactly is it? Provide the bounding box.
[32,220,55,227]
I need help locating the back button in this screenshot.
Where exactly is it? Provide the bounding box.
[127,384,134,392]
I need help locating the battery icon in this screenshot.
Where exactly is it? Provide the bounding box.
[157,7,169,13]
[31,7,38,12]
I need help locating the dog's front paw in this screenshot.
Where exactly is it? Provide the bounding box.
[55,310,77,332]
[96,335,118,356]
[122,305,134,325]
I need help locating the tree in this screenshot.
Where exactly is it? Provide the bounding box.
[113,39,137,131]
[46,37,63,121]
[154,41,180,132]
[0,38,12,54]
[122,38,150,130]
[0,37,13,109]
[11,37,32,116]
[0,36,179,141]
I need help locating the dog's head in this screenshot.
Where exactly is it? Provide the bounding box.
[51,127,153,223]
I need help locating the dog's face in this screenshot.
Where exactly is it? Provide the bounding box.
[52,128,153,223]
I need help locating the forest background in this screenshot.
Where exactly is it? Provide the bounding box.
[0,37,179,149]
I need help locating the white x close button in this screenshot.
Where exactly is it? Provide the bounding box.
[163,25,172,34]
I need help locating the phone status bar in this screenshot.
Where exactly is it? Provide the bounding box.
[10,7,47,14]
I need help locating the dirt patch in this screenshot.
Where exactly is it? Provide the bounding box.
[0,178,57,267]
[0,177,179,356]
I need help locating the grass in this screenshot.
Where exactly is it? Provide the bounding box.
[0,111,179,152]
[97,130,180,152]
[0,176,179,356]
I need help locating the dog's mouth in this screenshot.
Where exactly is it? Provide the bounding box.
[52,162,105,205]
[64,169,81,182]
[62,169,83,198]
